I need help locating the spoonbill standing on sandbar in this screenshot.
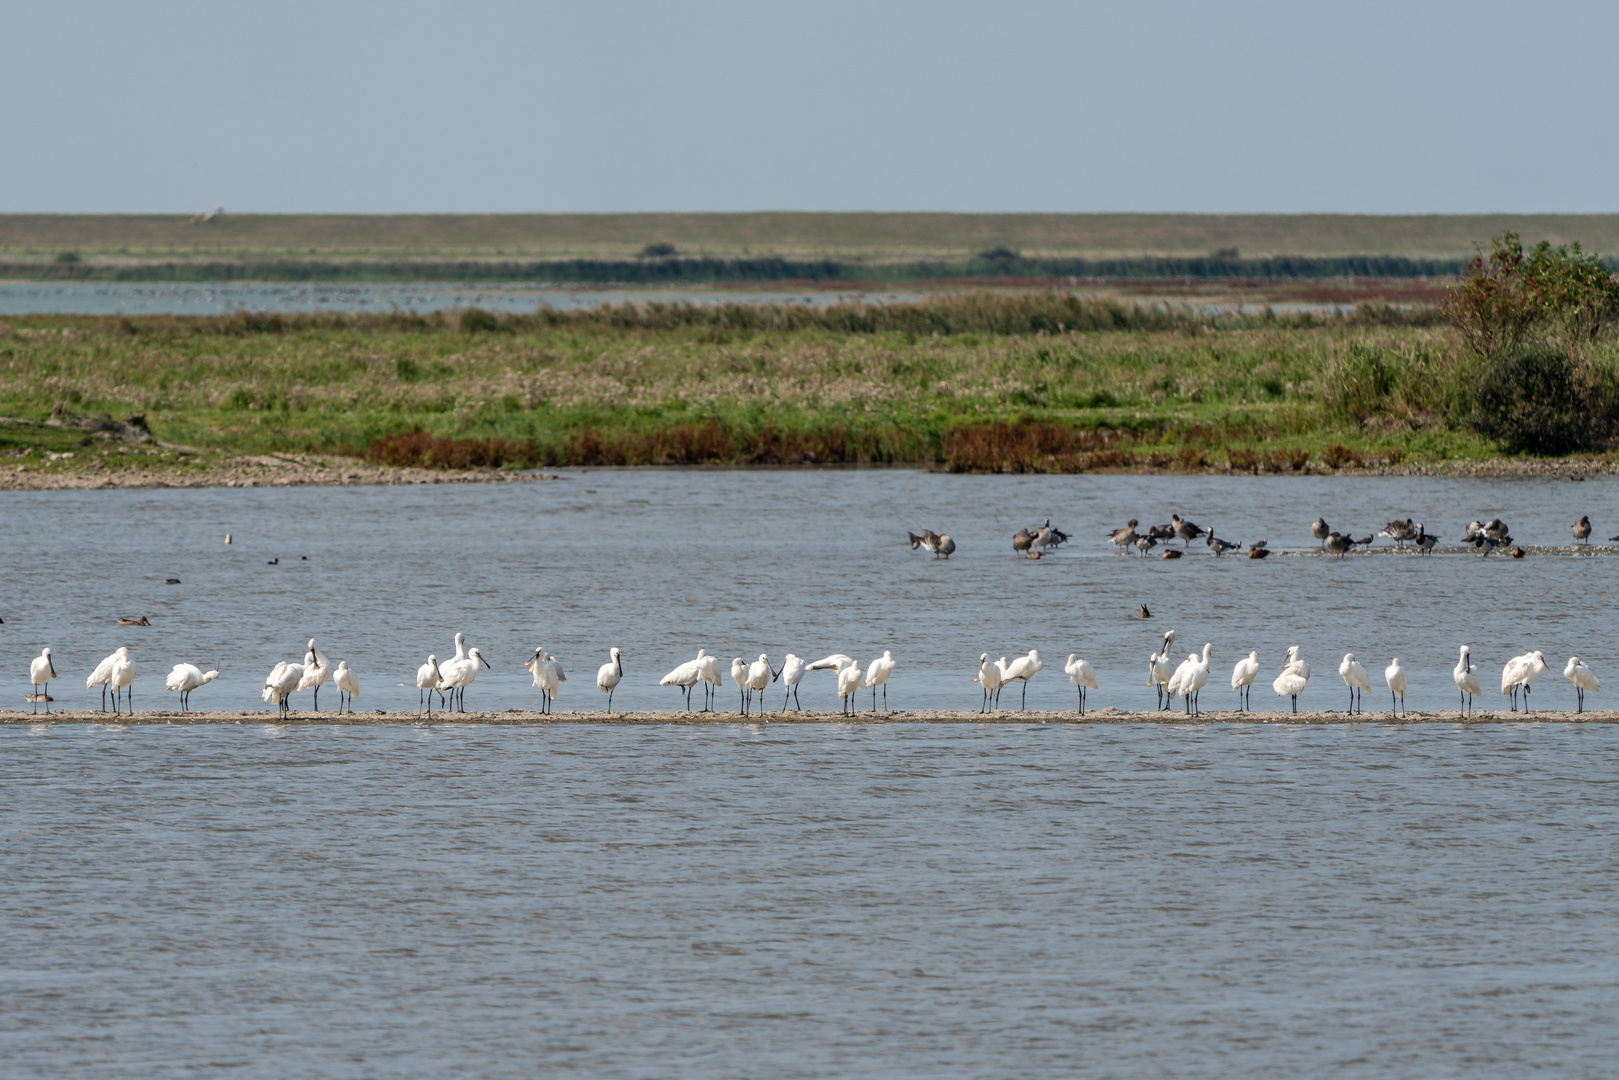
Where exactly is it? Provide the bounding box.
[1149,630,1176,709]
[263,659,303,716]
[1231,650,1260,711]
[730,657,751,714]
[87,647,129,713]
[1003,649,1043,711]
[778,652,806,711]
[333,660,359,713]
[597,648,625,713]
[976,653,1003,713]
[1339,653,1371,714]
[416,654,443,715]
[697,651,723,712]
[1273,646,1311,713]
[28,648,58,712]
[439,647,490,712]
[1565,656,1599,712]
[1454,646,1482,714]
[1065,653,1097,714]
[746,654,775,715]
[864,651,896,712]
[836,657,863,715]
[1384,657,1408,715]
[166,663,219,712]
[659,650,705,711]
[525,647,564,714]
[1501,650,1548,712]
[109,650,138,715]
[302,639,331,710]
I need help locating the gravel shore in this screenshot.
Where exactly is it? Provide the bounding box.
[4,708,1613,725]
[0,453,559,490]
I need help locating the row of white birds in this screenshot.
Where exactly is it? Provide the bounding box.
[16,632,1602,717]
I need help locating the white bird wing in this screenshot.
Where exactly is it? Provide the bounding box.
[660,659,700,686]
[806,653,853,671]
[87,653,119,689]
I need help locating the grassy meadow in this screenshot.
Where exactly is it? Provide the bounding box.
[1,292,1572,476]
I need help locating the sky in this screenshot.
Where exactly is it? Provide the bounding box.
[3,0,1616,214]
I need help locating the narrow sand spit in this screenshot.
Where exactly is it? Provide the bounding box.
[0,454,560,491]
[4,709,1614,725]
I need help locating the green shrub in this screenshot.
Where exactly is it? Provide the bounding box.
[1468,349,1593,455]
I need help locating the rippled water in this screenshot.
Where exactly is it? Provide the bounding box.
[4,721,1616,1078]
[0,471,1615,715]
[0,282,915,317]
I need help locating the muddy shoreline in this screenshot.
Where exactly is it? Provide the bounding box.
[4,708,1612,725]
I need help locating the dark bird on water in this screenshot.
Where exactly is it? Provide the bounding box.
[1248,546,1270,560]
[1026,550,1044,560]
[1206,531,1239,556]
[1162,549,1182,559]
[118,616,151,626]
[1133,533,1159,557]
[1139,605,1152,619]
[267,558,279,565]
[165,578,181,585]
[1512,547,1526,559]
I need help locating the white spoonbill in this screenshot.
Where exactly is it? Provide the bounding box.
[1231,651,1260,711]
[1565,656,1599,712]
[525,647,564,714]
[333,660,359,713]
[976,653,1004,713]
[439,648,490,712]
[109,650,138,715]
[746,654,775,715]
[1454,646,1482,714]
[28,648,57,713]
[659,650,705,711]
[166,663,219,712]
[805,652,855,711]
[1339,653,1372,714]
[1384,657,1408,715]
[836,657,863,715]
[697,651,723,712]
[415,654,443,715]
[302,638,331,709]
[87,647,129,712]
[263,660,303,716]
[1148,630,1176,710]
[295,649,325,709]
[1273,646,1311,713]
[1003,649,1043,711]
[596,648,625,713]
[1065,654,1098,714]
[1169,645,1211,715]
[730,657,751,714]
[778,652,807,711]
[1501,651,1548,712]
[864,651,897,712]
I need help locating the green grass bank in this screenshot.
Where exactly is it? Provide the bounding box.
[1,292,1612,477]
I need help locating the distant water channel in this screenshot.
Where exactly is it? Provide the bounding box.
[0,282,916,316]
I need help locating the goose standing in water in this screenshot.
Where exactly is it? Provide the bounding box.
[1231,650,1260,711]
[1414,524,1439,554]
[1573,516,1593,545]
[1453,646,1482,714]
[596,648,625,713]
[1171,514,1206,547]
[416,654,443,715]
[1339,653,1371,714]
[166,663,219,712]
[1012,528,1034,555]
[1206,530,1239,556]
[1384,657,1407,715]
[1564,656,1599,712]
[1065,654,1097,714]
[1311,517,1330,547]
[1324,532,1355,559]
[976,653,1003,713]
[1107,519,1140,553]
[908,530,956,559]
[1273,646,1311,713]
[1133,533,1159,557]
[1031,520,1069,554]
[1378,519,1417,548]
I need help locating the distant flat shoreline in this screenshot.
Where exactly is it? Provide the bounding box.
[5,709,1612,725]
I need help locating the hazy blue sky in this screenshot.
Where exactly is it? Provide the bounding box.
[4,1,1615,214]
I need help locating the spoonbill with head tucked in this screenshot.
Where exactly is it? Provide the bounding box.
[165,663,219,712]
[1003,649,1043,711]
[1501,650,1548,712]
[87,647,128,712]
[416,654,442,715]
[836,657,863,715]
[109,650,138,714]
[697,651,723,711]
[333,660,359,713]
[1065,654,1097,714]
[864,651,896,712]
[1384,657,1407,715]
[1565,656,1599,712]
[1339,653,1371,714]
[263,659,302,716]
[596,648,624,713]
[1231,650,1260,711]
[1454,646,1481,714]
[659,650,705,711]
[1273,646,1311,713]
